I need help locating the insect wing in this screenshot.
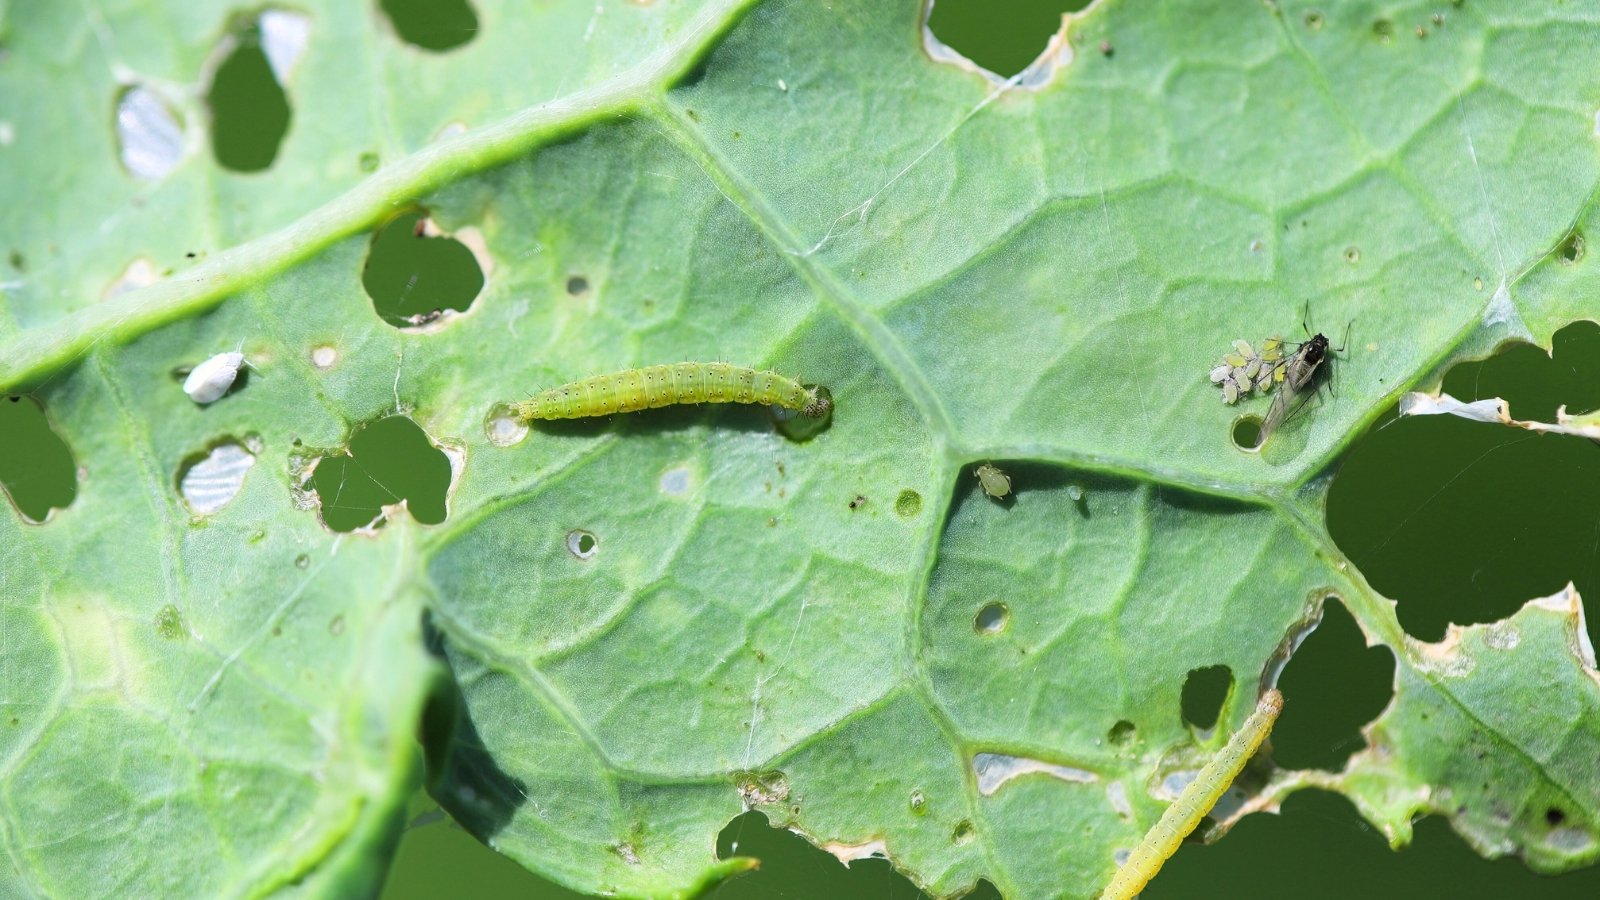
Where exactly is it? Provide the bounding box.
[1254,341,1327,446]
[183,351,244,404]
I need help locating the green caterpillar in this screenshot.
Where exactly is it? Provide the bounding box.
[1101,689,1284,899]
[516,363,832,421]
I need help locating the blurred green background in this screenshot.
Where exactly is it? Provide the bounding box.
[5,0,1600,897]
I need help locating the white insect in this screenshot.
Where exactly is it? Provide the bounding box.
[183,344,247,404]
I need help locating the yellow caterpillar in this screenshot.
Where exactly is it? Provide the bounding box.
[1100,689,1284,900]
[516,363,831,421]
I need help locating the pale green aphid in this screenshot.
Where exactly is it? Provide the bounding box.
[1209,337,1284,404]
[1100,689,1284,900]
[975,463,1011,500]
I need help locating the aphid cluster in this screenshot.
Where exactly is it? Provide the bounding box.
[1208,338,1284,405]
[1209,322,1343,448]
[515,363,831,421]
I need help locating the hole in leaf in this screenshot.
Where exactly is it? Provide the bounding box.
[1330,322,1600,648]
[1108,719,1136,746]
[380,0,478,52]
[1180,665,1232,731]
[1548,808,1568,826]
[1151,789,1600,898]
[973,601,1009,635]
[1231,415,1263,450]
[207,19,292,173]
[305,415,451,532]
[0,395,78,522]
[566,274,589,296]
[363,211,485,327]
[566,529,597,560]
[1273,599,1395,771]
[925,0,1090,78]
[1441,322,1600,421]
[711,811,1000,899]
[1558,230,1585,265]
[114,85,184,180]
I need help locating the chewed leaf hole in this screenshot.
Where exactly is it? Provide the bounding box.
[1272,600,1395,771]
[115,85,184,180]
[566,529,598,560]
[951,820,976,845]
[1332,320,1600,650]
[1108,719,1136,746]
[973,601,1009,635]
[304,415,451,532]
[1180,664,1233,731]
[363,211,485,327]
[178,440,257,515]
[1231,414,1263,451]
[1139,789,1600,894]
[207,17,292,172]
[712,811,1000,898]
[925,0,1087,78]
[380,0,478,52]
[0,395,78,522]
[566,274,589,296]
[1558,230,1585,265]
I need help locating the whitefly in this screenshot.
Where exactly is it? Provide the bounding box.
[183,345,247,404]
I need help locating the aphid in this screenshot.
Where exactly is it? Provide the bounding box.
[1255,328,1343,447]
[515,363,831,420]
[1100,689,1284,900]
[1209,338,1284,404]
[182,345,246,404]
[974,463,1011,500]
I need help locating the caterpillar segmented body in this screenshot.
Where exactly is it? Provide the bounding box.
[516,363,831,421]
[1100,689,1284,900]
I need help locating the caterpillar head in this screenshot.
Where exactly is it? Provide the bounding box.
[801,387,833,418]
